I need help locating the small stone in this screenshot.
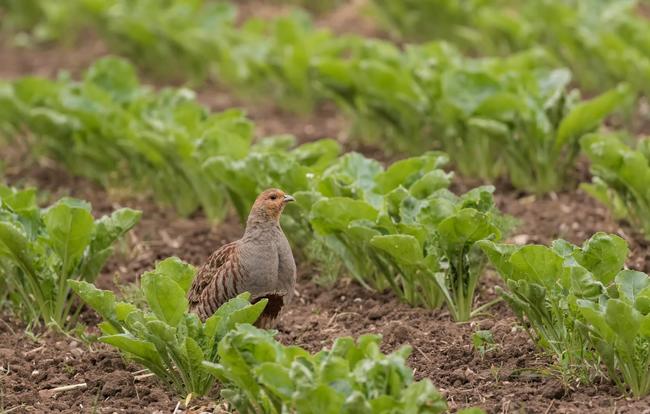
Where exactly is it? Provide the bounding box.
[70,348,84,358]
[511,234,529,245]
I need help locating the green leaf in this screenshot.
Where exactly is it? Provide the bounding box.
[294,384,344,414]
[100,334,163,367]
[635,287,650,315]
[556,84,630,149]
[374,153,447,194]
[185,337,205,377]
[477,241,518,279]
[437,208,500,252]
[151,257,196,294]
[141,270,188,327]
[370,234,423,265]
[43,199,94,274]
[255,362,295,399]
[68,280,116,322]
[575,233,628,285]
[310,198,378,234]
[409,170,453,199]
[400,380,447,413]
[0,222,38,277]
[616,270,650,303]
[92,208,141,251]
[508,245,564,285]
[605,299,641,345]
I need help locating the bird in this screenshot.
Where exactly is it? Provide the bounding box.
[188,188,296,328]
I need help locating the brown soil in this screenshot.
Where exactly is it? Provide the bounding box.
[3,4,650,413]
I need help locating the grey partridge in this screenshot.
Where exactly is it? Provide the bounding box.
[188,188,296,328]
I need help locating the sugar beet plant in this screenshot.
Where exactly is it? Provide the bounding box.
[208,147,506,320]
[577,268,650,397]
[203,324,449,413]
[0,185,140,330]
[581,133,650,240]
[70,258,267,398]
[301,152,506,320]
[480,233,650,396]
[314,42,630,193]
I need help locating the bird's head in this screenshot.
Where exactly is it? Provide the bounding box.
[248,188,295,224]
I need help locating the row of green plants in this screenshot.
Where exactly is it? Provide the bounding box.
[0,57,253,220]
[0,1,632,194]
[3,58,650,322]
[72,264,454,412]
[481,233,650,397]
[0,185,458,411]
[371,0,650,97]
[4,182,650,399]
[212,144,509,321]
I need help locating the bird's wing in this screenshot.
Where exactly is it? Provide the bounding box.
[187,241,246,320]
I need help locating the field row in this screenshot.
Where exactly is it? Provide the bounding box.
[1,0,645,195]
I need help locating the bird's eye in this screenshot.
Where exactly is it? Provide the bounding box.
[270,194,278,200]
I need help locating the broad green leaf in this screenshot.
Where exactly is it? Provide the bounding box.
[294,384,344,414]
[100,334,163,366]
[43,199,94,274]
[556,84,630,149]
[640,315,650,337]
[374,153,447,194]
[141,271,188,326]
[635,286,650,315]
[437,208,500,251]
[68,280,116,322]
[0,186,37,212]
[575,233,628,285]
[92,208,142,251]
[605,299,641,345]
[145,320,176,344]
[310,198,378,234]
[227,299,268,327]
[115,302,138,321]
[255,362,295,399]
[578,299,616,344]
[508,245,564,285]
[400,380,447,413]
[0,222,38,276]
[152,257,196,294]
[83,57,140,102]
[342,391,372,414]
[370,234,423,265]
[616,270,650,303]
[409,170,452,199]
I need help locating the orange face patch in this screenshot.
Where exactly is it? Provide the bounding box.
[253,188,290,219]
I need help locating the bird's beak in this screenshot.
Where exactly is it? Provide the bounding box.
[283,194,295,203]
